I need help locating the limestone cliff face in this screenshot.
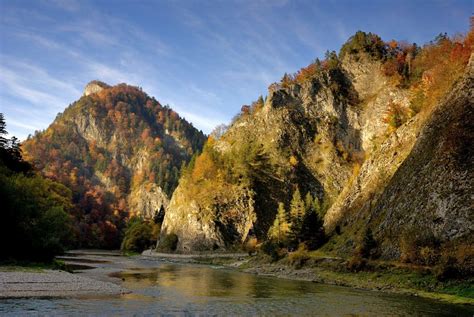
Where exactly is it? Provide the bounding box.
[83,80,110,96]
[161,183,255,251]
[160,55,411,252]
[324,57,474,260]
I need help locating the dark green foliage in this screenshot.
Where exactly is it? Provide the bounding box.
[288,188,305,247]
[0,165,74,261]
[121,217,158,253]
[261,240,284,262]
[356,228,377,259]
[157,233,179,252]
[0,114,73,261]
[0,115,31,174]
[299,194,325,250]
[286,191,325,250]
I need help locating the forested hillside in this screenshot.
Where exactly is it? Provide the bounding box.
[22,82,206,248]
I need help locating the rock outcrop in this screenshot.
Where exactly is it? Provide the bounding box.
[83,80,110,96]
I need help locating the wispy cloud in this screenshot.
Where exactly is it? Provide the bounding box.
[0,0,471,139]
[0,63,73,109]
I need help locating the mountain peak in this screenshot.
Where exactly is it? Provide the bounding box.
[83,80,110,96]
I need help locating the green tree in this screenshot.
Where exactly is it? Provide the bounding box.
[289,188,305,243]
[0,170,74,261]
[300,193,325,250]
[0,114,73,261]
[268,202,290,243]
[357,228,377,259]
[121,217,158,253]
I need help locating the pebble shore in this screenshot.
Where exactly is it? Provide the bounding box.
[0,270,126,298]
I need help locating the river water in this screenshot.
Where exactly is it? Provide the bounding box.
[1,252,472,316]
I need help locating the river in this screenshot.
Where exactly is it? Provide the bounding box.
[1,251,472,316]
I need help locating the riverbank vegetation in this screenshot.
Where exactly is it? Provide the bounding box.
[0,114,74,262]
[238,249,474,305]
[121,216,160,253]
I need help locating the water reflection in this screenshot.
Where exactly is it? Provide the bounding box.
[1,260,473,316]
[118,264,317,299]
[111,263,473,316]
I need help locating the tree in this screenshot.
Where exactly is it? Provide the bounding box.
[289,187,305,243]
[304,192,313,213]
[300,193,325,250]
[0,114,31,174]
[357,228,377,259]
[268,202,290,244]
[0,113,7,148]
[120,217,158,253]
[210,124,228,140]
[281,73,294,88]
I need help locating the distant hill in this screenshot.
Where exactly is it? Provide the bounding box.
[23,81,206,248]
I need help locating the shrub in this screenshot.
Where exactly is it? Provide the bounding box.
[243,237,258,255]
[261,241,285,262]
[288,244,310,269]
[399,227,439,265]
[346,255,367,272]
[356,228,377,259]
[383,102,411,130]
[433,256,459,281]
[432,244,474,281]
[120,217,158,253]
[157,233,179,252]
[339,31,386,60]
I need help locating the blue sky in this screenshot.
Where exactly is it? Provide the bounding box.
[0,0,471,140]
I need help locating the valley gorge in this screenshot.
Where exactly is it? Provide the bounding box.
[2,28,472,311]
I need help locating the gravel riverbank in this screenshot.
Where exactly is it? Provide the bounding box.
[0,270,127,298]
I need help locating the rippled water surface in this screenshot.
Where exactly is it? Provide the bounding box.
[1,254,473,316]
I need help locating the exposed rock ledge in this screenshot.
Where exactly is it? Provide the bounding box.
[83,80,110,96]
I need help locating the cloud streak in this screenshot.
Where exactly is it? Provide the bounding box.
[0,0,471,140]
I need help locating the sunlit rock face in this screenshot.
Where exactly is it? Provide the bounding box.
[83,80,110,96]
[160,52,414,252]
[324,55,474,260]
[161,46,473,261]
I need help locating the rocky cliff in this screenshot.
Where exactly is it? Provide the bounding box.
[160,50,411,252]
[159,30,473,265]
[324,57,473,261]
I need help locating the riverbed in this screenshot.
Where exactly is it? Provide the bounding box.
[0,251,472,316]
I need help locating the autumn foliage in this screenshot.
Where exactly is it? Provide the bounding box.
[22,84,206,248]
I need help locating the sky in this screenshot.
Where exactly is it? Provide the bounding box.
[0,0,471,140]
